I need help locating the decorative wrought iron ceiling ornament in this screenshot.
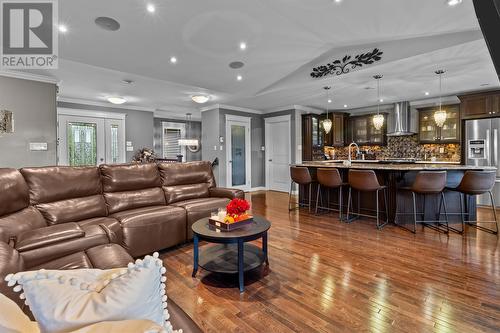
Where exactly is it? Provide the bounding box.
[310,48,383,78]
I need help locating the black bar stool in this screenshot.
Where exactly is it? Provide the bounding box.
[396,171,449,234]
[289,166,313,212]
[445,170,498,235]
[346,169,388,229]
[315,168,346,220]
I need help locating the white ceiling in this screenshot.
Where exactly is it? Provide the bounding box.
[22,0,500,115]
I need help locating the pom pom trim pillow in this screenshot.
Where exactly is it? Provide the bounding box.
[5,252,182,333]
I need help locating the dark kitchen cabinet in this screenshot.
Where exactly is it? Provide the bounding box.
[417,104,460,143]
[322,113,347,147]
[348,114,387,146]
[459,90,500,119]
[302,114,324,161]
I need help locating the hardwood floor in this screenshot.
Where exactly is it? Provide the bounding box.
[162,191,500,333]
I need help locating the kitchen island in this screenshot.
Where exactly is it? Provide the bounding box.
[294,161,496,228]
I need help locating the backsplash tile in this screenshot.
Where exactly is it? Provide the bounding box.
[325,134,460,162]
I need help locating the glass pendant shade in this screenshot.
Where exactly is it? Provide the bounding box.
[373,114,384,130]
[434,109,447,127]
[323,118,332,134]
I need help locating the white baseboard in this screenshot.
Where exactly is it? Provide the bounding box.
[249,187,267,192]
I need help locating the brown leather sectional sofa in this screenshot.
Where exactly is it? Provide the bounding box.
[0,161,243,332]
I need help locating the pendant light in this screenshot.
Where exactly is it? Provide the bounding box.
[434,70,447,128]
[322,86,333,134]
[372,75,384,130]
[178,113,199,147]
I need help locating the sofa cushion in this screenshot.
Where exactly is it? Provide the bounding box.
[171,197,230,240]
[100,163,162,192]
[20,166,102,204]
[111,206,186,257]
[15,223,85,252]
[35,195,108,225]
[0,168,30,216]
[19,224,110,268]
[104,188,166,214]
[158,161,217,204]
[0,207,46,244]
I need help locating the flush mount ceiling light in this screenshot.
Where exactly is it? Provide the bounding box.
[434,69,447,127]
[147,4,156,13]
[191,95,210,104]
[372,75,385,131]
[107,97,127,105]
[58,25,68,33]
[170,56,177,64]
[447,0,462,6]
[322,86,333,134]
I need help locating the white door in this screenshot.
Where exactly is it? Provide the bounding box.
[226,115,251,191]
[58,114,125,166]
[265,115,291,192]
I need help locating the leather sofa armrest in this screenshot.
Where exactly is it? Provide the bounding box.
[209,187,245,200]
[15,223,85,252]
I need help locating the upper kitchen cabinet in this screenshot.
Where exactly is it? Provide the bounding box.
[348,113,387,146]
[417,104,460,143]
[302,114,324,161]
[322,113,347,147]
[459,90,500,119]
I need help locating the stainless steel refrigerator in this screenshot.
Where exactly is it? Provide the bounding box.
[465,118,500,206]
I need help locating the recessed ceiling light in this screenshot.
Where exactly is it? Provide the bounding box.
[236,75,243,81]
[170,56,177,64]
[58,24,68,33]
[344,104,348,108]
[379,99,384,102]
[147,4,156,13]
[107,97,127,105]
[239,42,247,50]
[425,91,430,96]
[191,95,210,104]
[328,99,332,103]
[447,0,462,6]
[334,0,342,3]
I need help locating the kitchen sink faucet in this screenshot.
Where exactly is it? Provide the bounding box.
[348,142,360,162]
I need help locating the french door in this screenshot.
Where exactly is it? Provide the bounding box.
[58,114,125,166]
[226,115,251,191]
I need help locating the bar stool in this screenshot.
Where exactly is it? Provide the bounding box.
[346,169,388,229]
[315,168,346,220]
[396,171,449,234]
[445,170,498,235]
[289,166,313,212]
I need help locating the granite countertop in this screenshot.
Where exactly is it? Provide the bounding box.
[295,161,497,171]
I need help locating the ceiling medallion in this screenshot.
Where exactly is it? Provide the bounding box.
[310,48,383,78]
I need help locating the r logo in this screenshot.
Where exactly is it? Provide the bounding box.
[2,2,53,54]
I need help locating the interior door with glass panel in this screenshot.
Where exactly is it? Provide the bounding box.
[226,117,251,191]
[58,115,125,166]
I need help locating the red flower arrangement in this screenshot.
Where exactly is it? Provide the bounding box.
[226,198,250,216]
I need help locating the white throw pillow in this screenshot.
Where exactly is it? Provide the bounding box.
[0,292,39,333]
[4,252,182,333]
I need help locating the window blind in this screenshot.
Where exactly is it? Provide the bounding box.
[163,128,181,158]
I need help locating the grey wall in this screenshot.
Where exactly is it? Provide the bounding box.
[58,102,154,162]
[219,108,265,188]
[153,117,201,161]
[201,109,223,185]
[0,76,57,168]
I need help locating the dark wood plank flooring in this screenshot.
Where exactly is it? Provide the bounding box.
[162,191,500,333]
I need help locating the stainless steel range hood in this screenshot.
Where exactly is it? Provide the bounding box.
[387,101,416,136]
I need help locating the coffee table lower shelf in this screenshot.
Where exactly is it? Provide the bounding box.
[199,244,265,274]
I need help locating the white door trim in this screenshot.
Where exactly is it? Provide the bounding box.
[225,115,252,191]
[265,115,291,191]
[57,107,126,120]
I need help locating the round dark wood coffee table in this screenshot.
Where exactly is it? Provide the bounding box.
[191,215,271,292]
